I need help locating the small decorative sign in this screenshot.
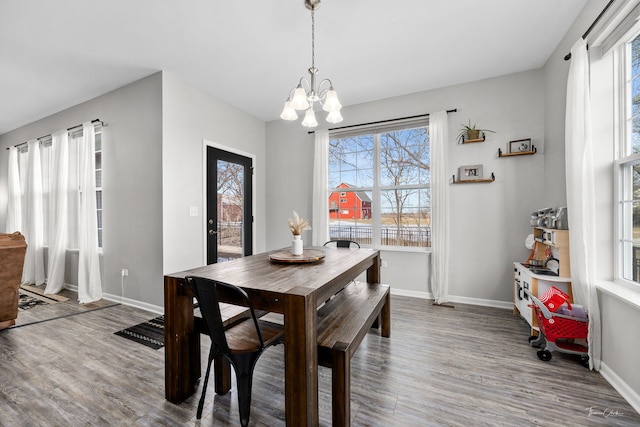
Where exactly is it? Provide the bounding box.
[458,164,484,181]
[508,138,532,154]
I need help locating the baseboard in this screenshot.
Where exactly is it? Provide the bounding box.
[600,362,640,416]
[64,284,164,315]
[390,288,513,310]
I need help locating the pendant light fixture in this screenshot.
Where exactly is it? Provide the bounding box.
[280,0,343,127]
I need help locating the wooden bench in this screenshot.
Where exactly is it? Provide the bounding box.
[317,281,391,426]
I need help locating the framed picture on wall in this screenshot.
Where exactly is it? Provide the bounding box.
[508,138,532,153]
[458,164,484,181]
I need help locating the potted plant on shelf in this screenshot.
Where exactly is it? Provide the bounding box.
[458,120,495,143]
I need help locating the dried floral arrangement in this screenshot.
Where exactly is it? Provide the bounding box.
[287,211,311,235]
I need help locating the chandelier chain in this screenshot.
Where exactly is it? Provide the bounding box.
[311,7,315,70]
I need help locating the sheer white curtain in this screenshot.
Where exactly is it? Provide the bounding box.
[429,111,450,304]
[21,140,45,285]
[565,38,601,370]
[44,130,69,295]
[77,122,102,303]
[6,147,22,233]
[312,129,330,246]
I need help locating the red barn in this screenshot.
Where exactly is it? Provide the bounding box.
[329,183,372,219]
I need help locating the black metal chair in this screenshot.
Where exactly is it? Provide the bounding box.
[186,276,284,426]
[323,239,360,248]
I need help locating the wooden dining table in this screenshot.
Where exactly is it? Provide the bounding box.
[163,246,381,426]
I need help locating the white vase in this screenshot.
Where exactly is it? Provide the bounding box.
[292,235,303,255]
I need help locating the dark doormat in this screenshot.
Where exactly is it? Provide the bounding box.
[114,315,164,350]
[18,291,50,310]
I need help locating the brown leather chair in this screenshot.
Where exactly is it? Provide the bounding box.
[0,232,27,330]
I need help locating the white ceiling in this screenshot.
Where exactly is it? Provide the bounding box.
[0,0,587,135]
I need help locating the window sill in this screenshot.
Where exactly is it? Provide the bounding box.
[43,246,104,256]
[597,280,640,310]
[374,246,430,254]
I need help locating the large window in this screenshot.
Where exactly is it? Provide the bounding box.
[328,120,430,248]
[618,31,640,285]
[14,126,103,249]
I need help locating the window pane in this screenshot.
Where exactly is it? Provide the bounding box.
[95,151,102,170]
[620,162,640,283]
[328,190,372,246]
[632,76,640,118]
[381,188,430,247]
[632,115,640,154]
[329,135,374,188]
[380,128,429,186]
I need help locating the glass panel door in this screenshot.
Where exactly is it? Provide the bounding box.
[206,147,253,264]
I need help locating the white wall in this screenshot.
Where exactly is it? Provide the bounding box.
[265,69,545,305]
[0,73,164,306]
[161,72,266,275]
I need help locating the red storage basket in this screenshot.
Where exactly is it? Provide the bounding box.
[533,305,588,342]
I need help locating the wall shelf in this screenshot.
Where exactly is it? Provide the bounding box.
[498,145,537,157]
[460,137,485,144]
[451,172,495,184]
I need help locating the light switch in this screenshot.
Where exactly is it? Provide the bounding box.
[189,207,198,217]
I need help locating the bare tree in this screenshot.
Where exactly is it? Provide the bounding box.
[217,161,243,222]
[380,128,429,245]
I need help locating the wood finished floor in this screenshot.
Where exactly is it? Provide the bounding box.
[1,293,639,426]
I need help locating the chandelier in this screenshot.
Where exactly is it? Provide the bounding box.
[280,0,343,128]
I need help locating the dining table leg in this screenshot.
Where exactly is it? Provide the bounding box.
[164,276,199,403]
[367,252,381,284]
[283,287,318,426]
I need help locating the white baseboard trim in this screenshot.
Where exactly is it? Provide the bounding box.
[390,288,513,310]
[599,362,640,416]
[64,284,164,315]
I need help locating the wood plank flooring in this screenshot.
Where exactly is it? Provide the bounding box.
[1,293,639,426]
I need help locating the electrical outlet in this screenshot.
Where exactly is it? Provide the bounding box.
[121,268,129,277]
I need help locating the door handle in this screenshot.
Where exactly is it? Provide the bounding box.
[209,230,218,235]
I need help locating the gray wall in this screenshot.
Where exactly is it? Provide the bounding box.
[161,72,266,274]
[542,0,640,411]
[0,71,266,310]
[265,69,546,306]
[0,73,164,307]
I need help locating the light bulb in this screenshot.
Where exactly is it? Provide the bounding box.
[291,86,310,110]
[280,101,298,121]
[322,89,342,112]
[301,109,318,128]
[326,110,343,124]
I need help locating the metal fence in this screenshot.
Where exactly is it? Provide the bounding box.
[329,225,431,247]
[215,222,431,248]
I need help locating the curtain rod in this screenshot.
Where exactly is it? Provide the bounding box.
[307,109,457,135]
[6,119,105,150]
[564,0,616,60]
